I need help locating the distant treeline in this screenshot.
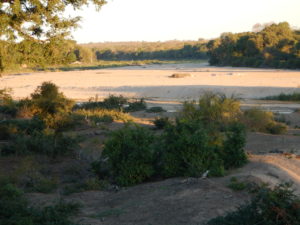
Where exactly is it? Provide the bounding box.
[0,40,207,72]
[1,22,300,72]
[82,40,208,60]
[0,38,78,71]
[207,22,300,69]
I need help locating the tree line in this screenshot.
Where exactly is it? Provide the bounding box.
[85,40,208,60]
[207,22,300,69]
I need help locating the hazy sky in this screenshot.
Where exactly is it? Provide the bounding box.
[69,0,300,43]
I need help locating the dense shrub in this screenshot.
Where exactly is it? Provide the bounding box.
[153,117,171,129]
[124,99,147,112]
[75,95,146,112]
[146,106,166,113]
[75,109,133,124]
[222,123,247,169]
[181,93,241,127]
[243,108,287,134]
[0,183,80,225]
[101,125,155,186]
[206,183,300,225]
[0,117,45,140]
[31,82,74,116]
[1,132,78,157]
[0,88,17,117]
[157,120,225,177]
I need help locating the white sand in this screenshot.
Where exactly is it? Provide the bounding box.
[1,63,300,101]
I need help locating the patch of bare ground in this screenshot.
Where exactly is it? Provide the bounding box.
[27,177,250,225]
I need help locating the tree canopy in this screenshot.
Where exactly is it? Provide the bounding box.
[0,0,106,40]
[207,22,300,69]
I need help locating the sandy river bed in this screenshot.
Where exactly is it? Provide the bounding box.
[1,63,300,101]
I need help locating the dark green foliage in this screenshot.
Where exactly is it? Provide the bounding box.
[263,92,300,101]
[157,120,225,177]
[146,106,166,113]
[207,22,300,69]
[0,88,17,117]
[101,95,128,110]
[102,125,155,186]
[92,41,208,60]
[181,93,241,127]
[266,122,288,135]
[0,183,80,225]
[206,183,300,225]
[1,132,78,157]
[125,99,147,112]
[153,117,171,129]
[74,95,127,111]
[222,123,247,169]
[242,108,287,134]
[31,82,74,117]
[0,117,45,140]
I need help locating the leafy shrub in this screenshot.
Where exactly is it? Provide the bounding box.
[31,81,74,116]
[157,120,225,177]
[124,99,147,112]
[0,117,45,140]
[243,108,287,134]
[206,183,300,225]
[101,125,155,186]
[75,109,133,124]
[153,117,171,129]
[102,95,127,110]
[266,122,288,134]
[146,106,166,113]
[222,123,247,169]
[0,183,80,225]
[0,88,18,117]
[1,132,78,157]
[181,92,241,126]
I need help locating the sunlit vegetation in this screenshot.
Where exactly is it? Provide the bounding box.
[207,183,300,225]
[207,22,300,69]
[262,92,300,101]
[83,40,208,60]
[94,93,248,186]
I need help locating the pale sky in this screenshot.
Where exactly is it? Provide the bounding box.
[69,0,300,44]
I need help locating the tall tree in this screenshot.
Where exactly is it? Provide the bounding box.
[0,0,106,40]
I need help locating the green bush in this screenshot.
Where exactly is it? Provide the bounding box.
[125,99,147,112]
[181,93,241,126]
[31,81,74,116]
[0,117,45,140]
[75,109,133,124]
[266,122,288,134]
[75,95,127,111]
[0,88,18,117]
[1,132,78,157]
[243,108,287,134]
[206,183,300,225]
[102,95,127,110]
[157,120,225,177]
[0,183,80,225]
[101,125,155,186]
[222,123,247,169]
[146,106,166,113]
[153,117,171,129]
